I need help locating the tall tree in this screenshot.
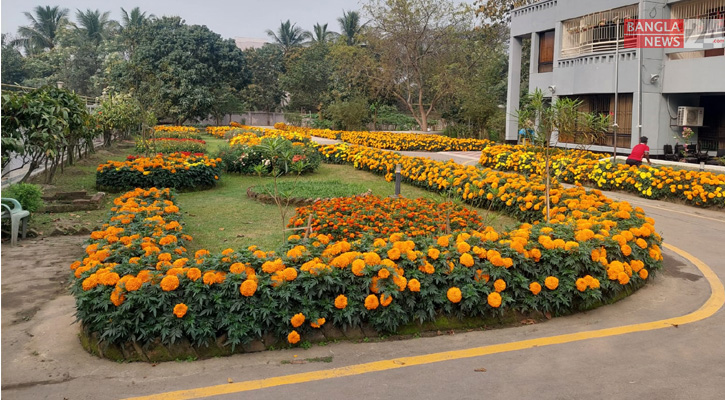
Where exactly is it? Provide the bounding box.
[1,34,26,84]
[266,20,307,55]
[74,9,114,46]
[242,44,285,112]
[474,0,528,25]
[337,10,364,46]
[120,7,153,31]
[14,5,70,54]
[281,44,332,112]
[363,0,474,131]
[304,23,338,44]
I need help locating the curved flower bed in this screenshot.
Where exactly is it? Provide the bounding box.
[96,153,221,192]
[75,144,663,360]
[479,145,725,207]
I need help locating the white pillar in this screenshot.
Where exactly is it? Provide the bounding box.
[506,36,524,142]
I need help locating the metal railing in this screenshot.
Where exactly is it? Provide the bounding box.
[561,4,639,58]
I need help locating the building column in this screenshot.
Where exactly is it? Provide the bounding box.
[506,36,524,142]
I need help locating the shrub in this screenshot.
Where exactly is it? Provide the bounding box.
[3,183,44,212]
[96,153,221,192]
[219,135,321,175]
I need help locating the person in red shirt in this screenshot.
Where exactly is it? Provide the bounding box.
[626,136,651,166]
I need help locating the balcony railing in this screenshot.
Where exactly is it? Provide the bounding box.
[561,4,638,58]
[559,133,631,149]
[511,0,557,18]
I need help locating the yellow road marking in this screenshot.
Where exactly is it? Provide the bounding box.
[124,244,724,400]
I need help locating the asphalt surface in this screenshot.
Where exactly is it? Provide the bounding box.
[2,142,724,400]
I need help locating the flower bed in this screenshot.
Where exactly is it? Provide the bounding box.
[135,138,207,154]
[479,145,725,207]
[277,125,493,152]
[96,153,221,192]
[153,126,202,140]
[290,195,483,240]
[217,134,320,175]
[75,144,663,360]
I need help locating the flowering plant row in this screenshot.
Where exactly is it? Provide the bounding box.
[217,133,321,175]
[276,125,493,152]
[96,153,221,192]
[75,144,663,353]
[290,195,484,240]
[478,145,725,207]
[135,138,207,154]
[153,126,202,140]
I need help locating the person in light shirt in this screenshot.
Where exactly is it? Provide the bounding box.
[626,136,652,166]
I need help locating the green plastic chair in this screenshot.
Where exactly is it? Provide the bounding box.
[1,198,30,246]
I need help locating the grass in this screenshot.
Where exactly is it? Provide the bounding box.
[21,138,518,252]
[251,180,370,200]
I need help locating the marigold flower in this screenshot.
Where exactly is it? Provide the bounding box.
[365,294,380,310]
[639,269,649,279]
[283,267,298,281]
[387,247,401,260]
[636,238,648,249]
[173,303,188,318]
[408,278,421,292]
[288,330,301,344]
[378,268,390,279]
[456,241,471,253]
[291,313,306,328]
[529,282,542,295]
[240,279,257,297]
[487,292,502,308]
[352,259,366,276]
[310,318,326,328]
[618,272,630,285]
[427,248,440,260]
[437,236,450,247]
[187,267,201,281]
[125,277,143,291]
[160,275,180,291]
[494,279,506,292]
[544,276,559,290]
[576,278,588,292]
[110,288,125,306]
[335,294,348,309]
[460,253,474,267]
[380,293,393,307]
[447,287,462,303]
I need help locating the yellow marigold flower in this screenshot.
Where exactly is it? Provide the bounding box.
[460,253,474,267]
[364,252,381,265]
[229,262,245,274]
[530,248,541,261]
[291,313,306,328]
[378,268,390,279]
[288,330,301,344]
[639,269,649,279]
[487,292,502,308]
[124,277,142,292]
[427,248,440,260]
[618,272,630,285]
[335,294,348,309]
[576,278,588,292]
[240,279,257,297]
[186,267,201,281]
[529,282,542,295]
[456,241,471,253]
[373,238,387,247]
[590,278,601,289]
[110,288,125,306]
[387,247,401,260]
[195,249,209,259]
[419,262,435,274]
[365,294,380,310]
[447,287,462,303]
[493,279,506,292]
[283,267,298,281]
[160,275,180,291]
[310,318,326,328]
[352,259,366,276]
[408,278,421,292]
[173,303,188,318]
[437,236,450,247]
[621,244,632,257]
[380,293,393,307]
[544,276,559,290]
[636,238,648,249]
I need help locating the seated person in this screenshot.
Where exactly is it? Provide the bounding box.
[626,136,652,166]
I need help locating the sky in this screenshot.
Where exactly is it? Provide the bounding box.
[1,0,367,41]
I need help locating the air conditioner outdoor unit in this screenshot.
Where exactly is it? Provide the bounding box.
[677,106,704,127]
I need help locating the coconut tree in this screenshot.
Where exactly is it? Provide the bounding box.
[266,20,307,55]
[14,5,70,54]
[337,10,364,45]
[74,9,114,46]
[120,7,154,31]
[304,23,338,44]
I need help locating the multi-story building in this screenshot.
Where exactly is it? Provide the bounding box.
[505,0,725,156]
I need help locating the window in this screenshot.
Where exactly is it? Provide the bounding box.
[538,30,555,73]
[561,4,639,58]
[558,94,633,148]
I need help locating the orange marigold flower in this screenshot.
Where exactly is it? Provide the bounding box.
[487,292,502,308]
[352,259,366,276]
[576,278,588,292]
[380,293,393,307]
[639,269,649,279]
[636,238,648,249]
[195,249,210,259]
[222,248,234,256]
[125,277,143,291]
[240,279,257,297]
[408,278,421,292]
[365,294,380,310]
[529,282,542,295]
[427,248,440,260]
[378,268,390,279]
[493,279,506,292]
[437,236,450,247]
[283,267,298,281]
[387,247,401,260]
[173,303,188,318]
[618,272,630,285]
[335,294,348,309]
[460,253,474,267]
[160,275,180,291]
[187,268,202,281]
[447,287,462,303]
[287,330,301,344]
[456,241,471,253]
[110,288,125,306]
[230,262,245,274]
[291,313,306,328]
[310,318,326,328]
[544,276,559,290]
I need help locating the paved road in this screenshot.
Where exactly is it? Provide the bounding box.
[2,144,724,400]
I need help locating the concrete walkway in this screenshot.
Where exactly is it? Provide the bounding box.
[2,138,724,400]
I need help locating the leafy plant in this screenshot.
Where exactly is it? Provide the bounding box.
[3,183,44,212]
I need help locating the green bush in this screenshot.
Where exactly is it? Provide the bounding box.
[3,183,44,212]
[216,137,321,175]
[327,97,369,131]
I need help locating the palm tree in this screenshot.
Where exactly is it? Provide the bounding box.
[75,9,113,46]
[266,20,306,55]
[14,5,70,54]
[337,10,364,46]
[304,23,339,45]
[120,7,154,31]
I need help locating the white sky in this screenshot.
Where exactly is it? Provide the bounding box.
[1,0,367,41]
